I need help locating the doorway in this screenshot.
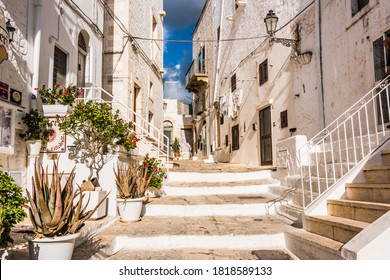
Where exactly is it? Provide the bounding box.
[259,106,273,165]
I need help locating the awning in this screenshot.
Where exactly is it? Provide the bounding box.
[0,9,9,64]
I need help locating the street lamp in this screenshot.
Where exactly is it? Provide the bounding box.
[6,20,15,43]
[264,10,312,65]
[264,10,298,49]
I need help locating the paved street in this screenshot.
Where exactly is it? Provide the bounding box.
[6,160,298,260]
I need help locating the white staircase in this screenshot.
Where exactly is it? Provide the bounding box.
[283,77,390,259]
[74,168,297,260]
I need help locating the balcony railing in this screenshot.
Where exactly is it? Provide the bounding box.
[185,59,208,93]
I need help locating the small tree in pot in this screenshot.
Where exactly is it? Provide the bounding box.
[57,101,138,184]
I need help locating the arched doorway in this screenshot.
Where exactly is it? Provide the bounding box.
[163,120,173,156]
[77,31,89,88]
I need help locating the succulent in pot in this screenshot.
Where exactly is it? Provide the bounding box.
[23,159,110,259]
[113,159,156,222]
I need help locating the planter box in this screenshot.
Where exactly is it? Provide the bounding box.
[42,104,71,116]
[82,190,108,220]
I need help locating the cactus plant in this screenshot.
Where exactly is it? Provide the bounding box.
[25,160,109,238]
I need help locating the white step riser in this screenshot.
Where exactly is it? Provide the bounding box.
[143,203,274,217]
[167,170,272,183]
[162,184,275,196]
[91,234,286,258]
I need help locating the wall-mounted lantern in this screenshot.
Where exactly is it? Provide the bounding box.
[6,20,15,43]
[264,10,312,65]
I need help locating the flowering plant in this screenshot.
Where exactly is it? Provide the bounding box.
[118,132,139,151]
[139,154,166,190]
[21,109,52,148]
[36,84,82,106]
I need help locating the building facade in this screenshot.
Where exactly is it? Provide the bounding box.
[186,0,390,168]
[103,0,164,138]
[163,99,193,159]
[0,0,104,187]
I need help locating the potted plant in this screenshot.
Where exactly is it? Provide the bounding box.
[23,160,110,260]
[21,109,52,156]
[57,101,137,184]
[36,84,82,115]
[141,154,166,197]
[114,158,155,222]
[172,137,181,158]
[0,169,27,255]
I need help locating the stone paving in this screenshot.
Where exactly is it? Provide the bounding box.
[4,159,298,260]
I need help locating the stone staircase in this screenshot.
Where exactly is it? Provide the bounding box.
[73,162,298,260]
[285,149,390,259]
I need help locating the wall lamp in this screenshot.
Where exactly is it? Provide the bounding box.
[1,19,15,44]
[264,10,312,65]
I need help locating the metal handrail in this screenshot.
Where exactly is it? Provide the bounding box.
[299,76,390,209]
[78,87,170,169]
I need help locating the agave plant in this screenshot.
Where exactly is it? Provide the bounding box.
[114,160,154,199]
[25,160,109,238]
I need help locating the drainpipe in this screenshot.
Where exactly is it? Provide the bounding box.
[315,0,325,129]
[208,0,224,161]
[32,0,42,102]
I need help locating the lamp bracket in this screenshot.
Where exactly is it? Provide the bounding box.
[270,36,298,49]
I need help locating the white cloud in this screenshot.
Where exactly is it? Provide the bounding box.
[164,80,192,103]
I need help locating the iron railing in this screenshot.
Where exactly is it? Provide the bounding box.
[78,87,170,170]
[299,76,390,209]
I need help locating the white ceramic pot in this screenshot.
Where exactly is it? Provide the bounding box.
[42,104,71,116]
[82,190,108,220]
[116,197,145,222]
[25,140,42,157]
[24,232,80,260]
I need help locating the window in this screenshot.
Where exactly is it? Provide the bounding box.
[351,0,369,16]
[259,59,268,85]
[231,73,237,92]
[149,81,154,99]
[373,36,385,81]
[232,124,239,151]
[280,110,288,128]
[53,46,67,86]
[198,46,206,73]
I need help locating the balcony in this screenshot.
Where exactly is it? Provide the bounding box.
[185,59,208,94]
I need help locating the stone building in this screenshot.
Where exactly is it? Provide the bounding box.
[103,0,165,139]
[186,0,390,167]
[0,0,104,187]
[163,99,193,159]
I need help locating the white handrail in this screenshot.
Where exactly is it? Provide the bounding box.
[78,87,170,169]
[299,77,390,209]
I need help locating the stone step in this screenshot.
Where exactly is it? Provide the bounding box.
[86,248,296,260]
[162,179,279,196]
[305,215,369,243]
[284,229,343,260]
[167,170,273,183]
[382,150,390,166]
[74,215,294,259]
[346,182,390,203]
[327,199,390,223]
[363,166,390,183]
[143,195,274,217]
[309,145,375,165]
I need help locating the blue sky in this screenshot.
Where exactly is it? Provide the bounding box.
[163,0,206,103]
